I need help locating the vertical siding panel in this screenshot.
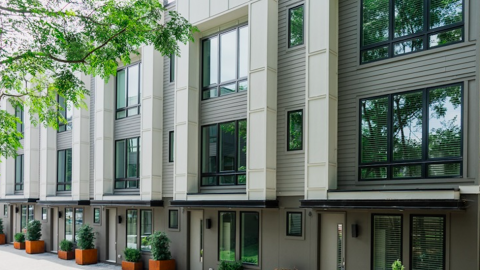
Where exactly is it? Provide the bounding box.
[89,75,95,198]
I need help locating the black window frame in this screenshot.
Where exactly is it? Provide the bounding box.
[115,62,142,120]
[410,215,446,270]
[201,119,247,186]
[125,209,153,252]
[201,24,249,100]
[65,207,83,242]
[371,214,403,270]
[240,211,260,266]
[15,106,24,134]
[218,211,237,262]
[115,137,141,190]
[286,211,303,237]
[15,154,24,191]
[360,0,465,64]
[168,209,178,229]
[42,207,47,220]
[287,109,304,151]
[169,131,174,163]
[358,83,463,181]
[3,205,7,217]
[287,4,305,48]
[57,148,72,192]
[58,95,72,132]
[170,54,175,83]
[93,208,101,224]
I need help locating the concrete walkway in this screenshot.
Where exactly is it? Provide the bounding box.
[0,244,121,270]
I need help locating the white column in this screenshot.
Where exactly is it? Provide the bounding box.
[246,0,278,200]
[94,76,115,199]
[39,126,56,200]
[0,98,15,196]
[140,45,164,201]
[304,0,339,199]
[23,104,40,198]
[72,74,91,201]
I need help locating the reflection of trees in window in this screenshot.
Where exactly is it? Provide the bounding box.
[127,210,138,249]
[115,137,140,189]
[287,110,303,151]
[372,215,402,270]
[57,149,72,191]
[288,5,304,48]
[411,216,445,270]
[360,84,462,180]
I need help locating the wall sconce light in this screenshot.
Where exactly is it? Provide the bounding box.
[58,211,62,218]
[205,219,212,229]
[118,215,122,224]
[351,224,359,238]
[15,207,19,213]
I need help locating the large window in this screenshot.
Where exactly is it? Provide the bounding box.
[372,215,402,270]
[57,149,72,191]
[21,205,34,230]
[361,0,464,63]
[15,154,24,191]
[115,137,140,189]
[127,209,152,251]
[288,4,304,48]
[201,120,247,186]
[359,84,462,180]
[219,212,236,261]
[58,95,72,132]
[202,25,248,100]
[65,208,83,242]
[116,63,141,119]
[287,110,303,151]
[411,215,445,270]
[15,106,24,134]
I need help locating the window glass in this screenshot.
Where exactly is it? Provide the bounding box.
[429,27,463,48]
[220,31,237,83]
[116,64,141,118]
[58,96,72,131]
[127,64,139,116]
[202,37,218,88]
[58,150,65,184]
[411,216,445,270]
[42,208,47,220]
[202,125,218,174]
[4,205,7,217]
[241,212,259,265]
[220,83,236,96]
[169,131,175,162]
[116,140,126,179]
[141,210,152,251]
[15,155,23,190]
[429,0,462,29]
[361,97,388,163]
[238,120,247,173]
[170,54,175,82]
[21,205,27,230]
[362,0,389,46]
[287,212,302,236]
[220,122,236,172]
[66,149,72,187]
[372,215,402,270]
[65,208,73,241]
[219,212,236,261]
[75,208,83,241]
[28,205,34,222]
[287,110,303,151]
[394,0,424,38]
[94,208,101,224]
[394,38,424,56]
[16,106,24,133]
[127,210,138,249]
[238,26,249,78]
[126,138,139,179]
[288,5,304,47]
[57,149,72,191]
[169,210,179,229]
[117,70,126,110]
[238,80,248,92]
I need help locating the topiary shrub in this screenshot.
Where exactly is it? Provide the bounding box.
[149,231,171,261]
[0,219,4,234]
[392,259,405,270]
[219,261,243,270]
[14,232,25,243]
[26,220,42,241]
[124,248,141,262]
[60,239,74,252]
[76,224,95,250]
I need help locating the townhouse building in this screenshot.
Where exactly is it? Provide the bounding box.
[1,0,479,269]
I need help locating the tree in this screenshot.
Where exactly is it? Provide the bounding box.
[0,0,196,159]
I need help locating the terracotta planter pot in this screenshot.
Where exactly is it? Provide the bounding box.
[58,250,75,260]
[75,249,98,265]
[122,261,143,270]
[26,240,45,254]
[0,234,5,245]
[14,242,25,249]
[149,259,175,270]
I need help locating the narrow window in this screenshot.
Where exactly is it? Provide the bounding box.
[288,5,304,48]
[28,205,34,222]
[169,209,179,229]
[74,208,84,241]
[141,210,152,251]
[116,63,141,119]
[411,216,445,270]
[65,208,73,241]
[170,54,175,82]
[286,212,302,237]
[169,131,174,162]
[3,205,7,217]
[127,209,138,249]
[115,137,140,189]
[287,110,303,151]
[93,208,101,224]
[241,212,259,265]
[372,215,402,270]
[15,155,24,191]
[15,106,24,134]
[219,212,236,261]
[42,208,47,220]
[58,95,72,132]
[57,149,72,191]
[21,205,27,229]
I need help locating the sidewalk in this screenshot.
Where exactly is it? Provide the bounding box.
[0,244,121,270]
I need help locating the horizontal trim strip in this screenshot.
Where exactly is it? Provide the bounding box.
[37,200,90,206]
[0,198,39,203]
[300,199,466,210]
[90,200,163,207]
[170,200,279,208]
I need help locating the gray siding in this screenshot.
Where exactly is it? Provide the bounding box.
[337,0,478,190]
[89,76,95,198]
[200,92,247,125]
[114,115,141,140]
[276,0,305,194]
[57,130,72,150]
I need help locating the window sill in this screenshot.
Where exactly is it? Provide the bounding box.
[355,177,474,186]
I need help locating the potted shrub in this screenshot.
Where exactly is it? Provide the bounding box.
[0,219,5,245]
[14,233,25,249]
[219,261,243,270]
[122,248,143,270]
[25,220,44,254]
[58,239,75,260]
[149,231,175,270]
[75,224,97,265]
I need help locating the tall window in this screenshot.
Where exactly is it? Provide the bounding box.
[21,205,34,229]
[58,95,73,132]
[65,208,83,242]
[360,84,462,180]
[411,215,445,270]
[127,209,138,249]
[361,0,464,63]
[141,210,152,251]
[15,154,24,191]
[74,208,84,241]
[3,205,7,217]
[202,25,248,100]
[126,209,152,251]
[116,63,141,119]
[372,215,402,270]
[169,131,174,162]
[57,149,72,191]
[65,208,73,241]
[15,106,24,134]
[219,212,236,261]
[241,212,259,265]
[115,137,140,189]
[287,110,303,151]
[201,120,247,186]
[170,54,175,83]
[288,4,304,48]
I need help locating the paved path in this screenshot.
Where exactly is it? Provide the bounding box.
[0,244,121,270]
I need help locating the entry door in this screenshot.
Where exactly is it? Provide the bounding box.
[189,210,203,270]
[51,208,59,252]
[107,209,117,262]
[320,213,346,270]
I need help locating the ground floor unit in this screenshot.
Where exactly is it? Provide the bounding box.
[0,195,478,269]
